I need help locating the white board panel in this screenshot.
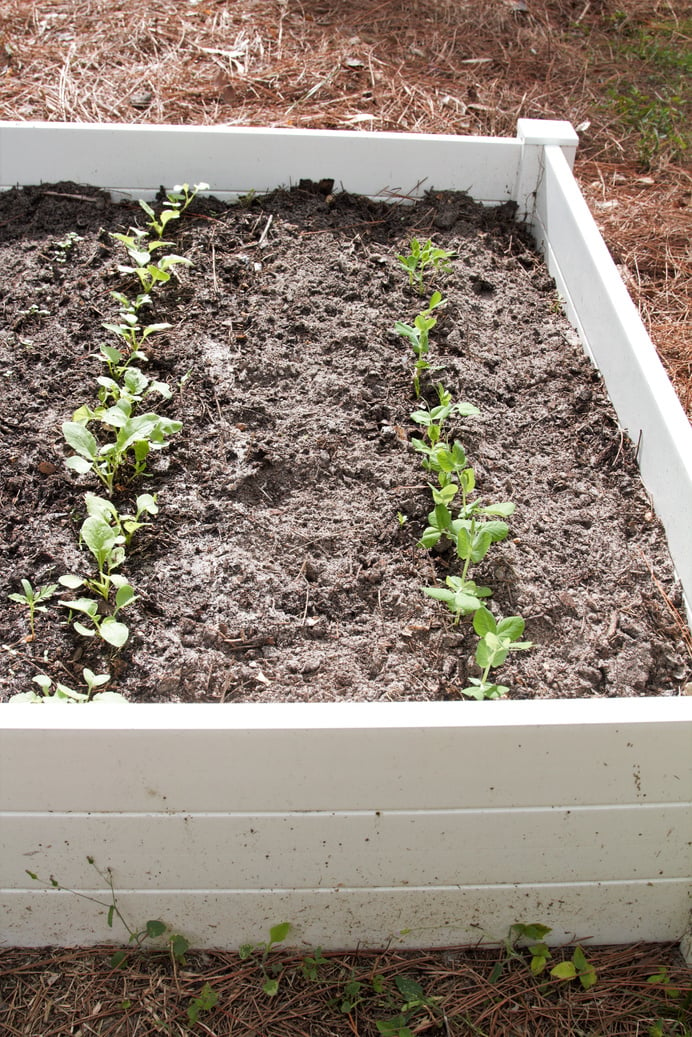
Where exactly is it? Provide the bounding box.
[3,805,689,889]
[0,121,520,203]
[2,701,691,812]
[2,881,689,949]
[533,145,692,607]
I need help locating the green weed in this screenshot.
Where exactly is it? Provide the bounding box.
[7,578,57,640]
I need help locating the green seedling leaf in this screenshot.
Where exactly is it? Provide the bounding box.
[115,584,137,610]
[263,979,279,996]
[394,975,426,1001]
[99,618,129,648]
[63,421,98,461]
[62,597,99,618]
[73,621,96,638]
[551,961,578,981]
[269,921,291,945]
[473,605,497,637]
[145,920,167,939]
[497,616,526,640]
[170,933,190,963]
[187,982,218,1025]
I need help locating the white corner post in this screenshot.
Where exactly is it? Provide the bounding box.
[514,119,579,221]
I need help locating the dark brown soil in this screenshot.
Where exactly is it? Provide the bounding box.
[0,183,688,703]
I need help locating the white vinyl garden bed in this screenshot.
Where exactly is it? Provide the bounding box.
[1,119,690,953]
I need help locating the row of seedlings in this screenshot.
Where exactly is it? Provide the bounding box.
[9,183,207,702]
[394,239,532,699]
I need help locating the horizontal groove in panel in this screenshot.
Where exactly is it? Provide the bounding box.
[3,716,690,812]
[3,801,689,818]
[2,881,688,949]
[4,806,689,888]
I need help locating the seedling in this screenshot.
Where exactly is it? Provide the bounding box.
[239,922,292,996]
[100,316,173,363]
[490,923,597,989]
[83,491,159,548]
[138,181,209,239]
[461,607,532,700]
[25,859,188,968]
[59,511,127,600]
[58,592,134,648]
[9,668,126,704]
[397,238,455,294]
[50,231,83,262]
[410,383,480,453]
[423,574,492,621]
[394,292,446,395]
[74,368,172,425]
[187,983,219,1026]
[7,578,57,640]
[63,406,182,494]
[115,244,192,295]
[300,947,329,981]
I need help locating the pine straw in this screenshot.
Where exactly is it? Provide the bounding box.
[0,0,689,414]
[0,3,690,1030]
[1,942,690,1036]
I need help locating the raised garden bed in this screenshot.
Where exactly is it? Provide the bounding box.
[1,120,690,952]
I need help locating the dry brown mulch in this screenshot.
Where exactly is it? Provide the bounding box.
[1,941,691,1036]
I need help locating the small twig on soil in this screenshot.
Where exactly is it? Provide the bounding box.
[636,548,692,658]
[41,190,103,203]
[257,214,273,247]
[211,240,218,292]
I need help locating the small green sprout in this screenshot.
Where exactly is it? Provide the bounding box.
[9,668,126,704]
[83,491,159,548]
[397,238,455,294]
[239,922,292,996]
[51,231,83,262]
[7,578,57,640]
[187,983,219,1026]
[138,181,209,240]
[461,607,532,700]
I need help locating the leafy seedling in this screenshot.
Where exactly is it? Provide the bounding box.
[9,668,126,704]
[423,574,492,621]
[63,407,182,494]
[462,607,532,700]
[138,181,209,240]
[410,384,480,451]
[375,974,441,1037]
[187,982,219,1026]
[26,859,187,968]
[58,593,133,648]
[239,922,292,996]
[83,491,159,548]
[300,947,329,981]
[8,578,57,640]
[550,945,598,990]
[50,231,83,263]
[397,238,455,294]
[394,292,446,395]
